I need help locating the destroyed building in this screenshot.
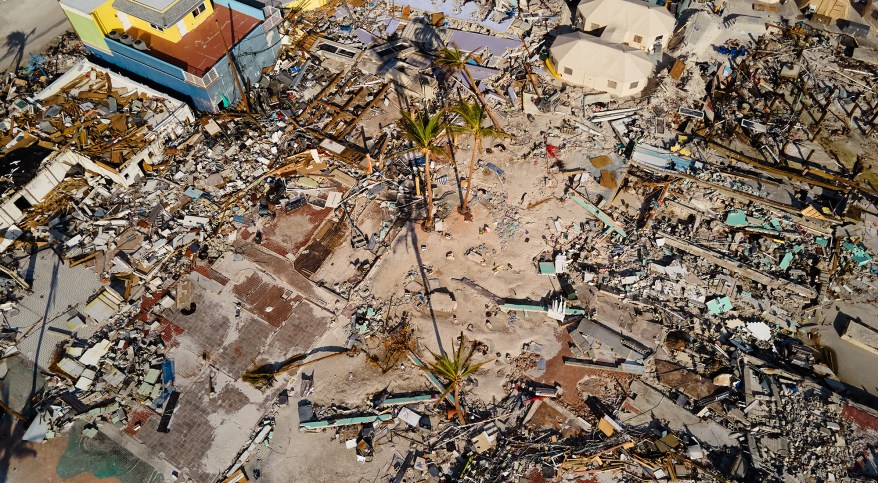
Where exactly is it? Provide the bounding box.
[861,0,878,29]
[0,59,193,232]
[2,0,878,481]
[58,0,283,111]
[797,0,851,24]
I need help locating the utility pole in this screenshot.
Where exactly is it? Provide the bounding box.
[214,18,250,113]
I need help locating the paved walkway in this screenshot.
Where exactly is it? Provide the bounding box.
[0,0,70,72]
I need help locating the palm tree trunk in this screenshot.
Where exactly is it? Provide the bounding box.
[462,64,502,130]
[423,150,435,230]
[460,135,480,214]
[454,384,466,424]
[443,107,465,211]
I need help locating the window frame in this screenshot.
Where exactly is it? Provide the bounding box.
[192,3,207,17]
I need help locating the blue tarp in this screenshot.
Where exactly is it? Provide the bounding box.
[162,359,175,386]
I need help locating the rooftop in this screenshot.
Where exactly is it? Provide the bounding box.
[122,4,260,76]
[113,0,206,29]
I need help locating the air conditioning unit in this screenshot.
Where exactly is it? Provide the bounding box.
[120,34,134,45]
[108,29,123,40]
[132,39,148,51]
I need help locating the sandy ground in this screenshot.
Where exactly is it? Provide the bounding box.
[251,111,649,479]
[248,329,409,482]
[0,0,70,72]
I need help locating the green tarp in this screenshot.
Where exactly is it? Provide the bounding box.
[706,296,733,315]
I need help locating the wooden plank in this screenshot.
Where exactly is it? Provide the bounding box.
[299,72,343,122]
[657,231,817,298]
[325,87,367,128]
[334,83,390,138]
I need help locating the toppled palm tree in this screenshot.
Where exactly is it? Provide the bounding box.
[421,332,489,424]
[449,100,507,214]
[242,350,350,389]
[241,353,308,389]
[435,47,503,130]
[399,109,446,230]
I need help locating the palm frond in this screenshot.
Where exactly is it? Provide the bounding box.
[451,100,483,129]
[399,109,445,151]
[449,100,508,141]
[420,333,488,387]
[435,47,471,71]
[479,127,508,142]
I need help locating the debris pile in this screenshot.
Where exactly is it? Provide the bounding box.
[3,0,878,482]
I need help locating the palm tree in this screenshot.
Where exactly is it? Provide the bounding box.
[436,47,503,130]
[399,109,445,230]
[449,100,507,214]
[421,332,489,424]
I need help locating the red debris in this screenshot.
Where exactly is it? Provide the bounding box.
[123,405,154,436]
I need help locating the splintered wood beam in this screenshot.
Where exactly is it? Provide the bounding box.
[334,83,390,138]
[299,72,343,121]
[325,87,367,128]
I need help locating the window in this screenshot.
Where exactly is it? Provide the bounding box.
[563,67,573,75]
[633,35,643,43]
[629,81,639,89]
[149,23,165,31]
[192,3,206,17]
[13,196,31,211]
[607,80,617,89]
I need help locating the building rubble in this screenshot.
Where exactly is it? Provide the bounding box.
[2,0,878,481]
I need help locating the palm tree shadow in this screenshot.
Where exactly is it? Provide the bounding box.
[30,253,60,399]
[2,29,36,72]
[410,20,443,53]
[406,222,445,356]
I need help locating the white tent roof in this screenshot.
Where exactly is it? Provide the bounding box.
[551,32,654,83]
[577,0,676,39]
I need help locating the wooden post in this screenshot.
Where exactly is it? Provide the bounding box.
[215,18,249,113]
[810,87,837,141]
[867,102,878,136]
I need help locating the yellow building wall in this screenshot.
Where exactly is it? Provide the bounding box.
[69,0,214,45]
[92,0,123,34]
[287,0,329,11]
[127,14,183,42]
[180,1,213,31]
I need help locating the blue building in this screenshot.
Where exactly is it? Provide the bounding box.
[58,0,283,112]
